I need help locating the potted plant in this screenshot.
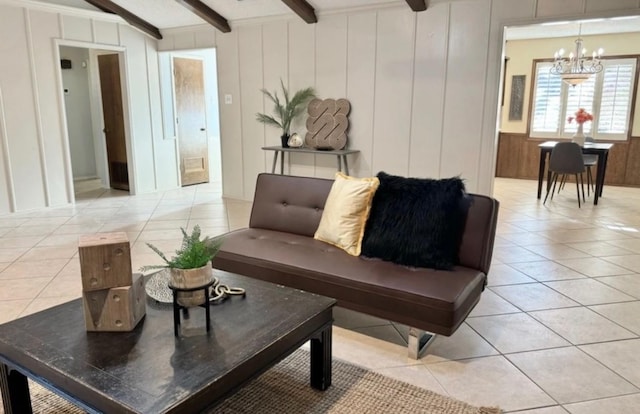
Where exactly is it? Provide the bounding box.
[256,80,316,148]
[141,225,223,307]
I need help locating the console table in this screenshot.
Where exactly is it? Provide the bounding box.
[262,146,360,175]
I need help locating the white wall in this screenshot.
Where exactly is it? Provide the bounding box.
[159,0,640,201]
[0,1,173,213]
[60,46,97,180]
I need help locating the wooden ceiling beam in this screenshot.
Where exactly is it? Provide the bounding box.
[175,0,231,33]
[281,0,317,24]
[84,0,162,39]
[405,0,427,12]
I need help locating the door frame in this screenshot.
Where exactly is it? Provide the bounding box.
[54,39,134,201]
[170,53,208,187]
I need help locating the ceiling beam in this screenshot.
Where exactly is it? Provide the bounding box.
[84,0,162,39]
[89,3,115,14]
[175,0,231,33]
[405,0,427,12]
[281,0,317,24]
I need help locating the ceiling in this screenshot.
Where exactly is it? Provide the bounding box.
[505,16,640,40]
[38,0,405,29]
[29,1,640,39]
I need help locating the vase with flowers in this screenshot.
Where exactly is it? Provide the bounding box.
[567,108,593,146]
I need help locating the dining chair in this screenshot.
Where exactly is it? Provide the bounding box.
[544,142,586,207]
[558,137,596,196]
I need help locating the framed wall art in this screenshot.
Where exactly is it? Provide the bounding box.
[509,75,526,121]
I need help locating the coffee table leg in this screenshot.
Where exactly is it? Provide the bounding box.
[0,364,32,414]
[310,325,332,391]
[173,290,180,337]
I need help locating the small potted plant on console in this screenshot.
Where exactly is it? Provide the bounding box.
[141,225,222,307]
[256,79,316,148]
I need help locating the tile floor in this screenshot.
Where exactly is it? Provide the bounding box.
[1,177,640,413]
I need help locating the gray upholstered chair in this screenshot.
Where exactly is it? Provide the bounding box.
[544,142,586,207]
[583,136,597,196]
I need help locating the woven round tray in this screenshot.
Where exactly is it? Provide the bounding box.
[145,269,211,304]
[145,268,245,304]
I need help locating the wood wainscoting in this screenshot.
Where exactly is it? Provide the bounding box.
[496,133,640,187]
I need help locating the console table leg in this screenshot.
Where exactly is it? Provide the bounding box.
[271,152,278,174]
[337,155,342,173]
[280,151,285,175]
[0,364,32,414]
[310,325,332,391]
[343,155,350,176]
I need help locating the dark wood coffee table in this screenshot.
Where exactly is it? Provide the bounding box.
[0,272,335,413]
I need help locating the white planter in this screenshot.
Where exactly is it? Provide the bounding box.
[170,262,212,307]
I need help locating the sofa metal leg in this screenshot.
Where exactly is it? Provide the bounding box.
[408,328,436,359]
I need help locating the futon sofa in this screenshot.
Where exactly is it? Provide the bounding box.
[212,173,499,358]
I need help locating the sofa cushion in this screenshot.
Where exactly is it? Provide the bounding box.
[361,172,469,270]
[313,172,380,256]
[213,228,486,336]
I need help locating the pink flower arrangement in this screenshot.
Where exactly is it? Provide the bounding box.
[567,108,594,125]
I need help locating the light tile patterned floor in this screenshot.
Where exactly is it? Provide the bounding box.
[1,177,640,412]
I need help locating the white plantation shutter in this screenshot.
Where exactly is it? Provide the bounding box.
[532,63,562,133]
[564,76,595,135]
[530,58,638,140]
[597,59,635,137]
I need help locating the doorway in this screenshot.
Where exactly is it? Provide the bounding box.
[173,56,209,186]
[158,48,221,189]
[59,45,130,194]
[59,46,101,194]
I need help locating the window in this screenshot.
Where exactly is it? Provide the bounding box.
[530,58,637,140]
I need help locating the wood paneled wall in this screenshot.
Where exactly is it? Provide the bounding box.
[496,133,640,187]
[0,3,170,214]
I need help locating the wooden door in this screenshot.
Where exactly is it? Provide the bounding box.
[98,54,129,191]
[174,57,209,186]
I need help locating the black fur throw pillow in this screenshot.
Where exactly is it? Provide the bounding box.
[361,172,470,270]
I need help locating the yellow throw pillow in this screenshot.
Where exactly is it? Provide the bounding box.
[314,172,380,256]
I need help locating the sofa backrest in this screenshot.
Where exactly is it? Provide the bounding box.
[459,194,499,276]
[249,173,499,275]
[250,173,333,237]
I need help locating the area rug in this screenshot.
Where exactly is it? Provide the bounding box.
[1,350,500,414]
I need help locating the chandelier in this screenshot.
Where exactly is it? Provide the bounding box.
[550,36,604,86]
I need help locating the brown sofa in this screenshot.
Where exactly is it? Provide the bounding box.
[212,173,499,357]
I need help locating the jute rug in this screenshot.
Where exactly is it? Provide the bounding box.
[2,350,500,413]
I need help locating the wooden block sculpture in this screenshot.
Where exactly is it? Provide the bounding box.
[83,273,146,331]
[78,232,133,291]
[305,98,351,150]
[78,233,146,332]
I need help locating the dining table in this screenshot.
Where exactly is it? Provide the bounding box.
[537,140,613,205]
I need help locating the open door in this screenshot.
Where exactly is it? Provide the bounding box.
[98,53,129,191]
[173,56,209,186]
